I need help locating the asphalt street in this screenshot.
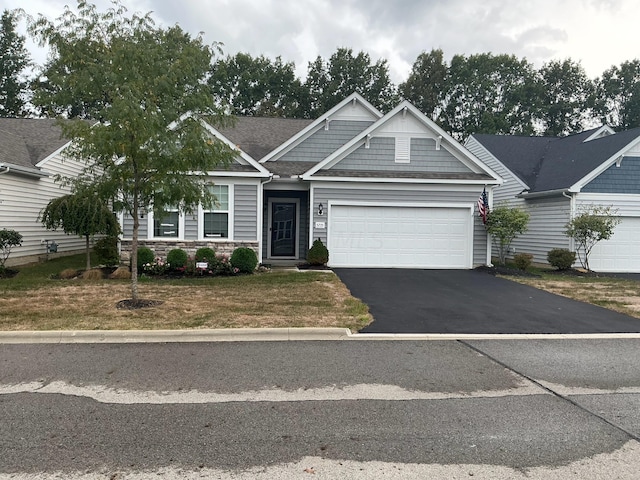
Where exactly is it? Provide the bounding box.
[1,339,639,479]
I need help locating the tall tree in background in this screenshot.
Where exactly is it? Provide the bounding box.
[29,0,237,303]
[440,53,538,139]
[0,9,30,117]
[597,59,640,131]
[399,48,448,120]
[209,52,303,117]
[301,48,397,118]
[536,59,595,136]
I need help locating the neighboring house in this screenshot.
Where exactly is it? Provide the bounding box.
[0,119,86,266]
[122,93,501,269]
[467,126,640,272]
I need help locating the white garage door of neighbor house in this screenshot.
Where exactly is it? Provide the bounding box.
[328,205,472,268]
[588,216,640,272]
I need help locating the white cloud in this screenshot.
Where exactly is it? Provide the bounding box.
[1,0,638,83]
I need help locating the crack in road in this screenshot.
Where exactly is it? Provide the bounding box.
[459,340,640,443]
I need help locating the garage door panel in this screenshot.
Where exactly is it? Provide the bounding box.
[589,217,640,272]
[328,205,472,269]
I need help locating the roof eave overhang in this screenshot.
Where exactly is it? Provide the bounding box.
[0,162,50,178]
[517,188,577,199]
[301,174,501,185]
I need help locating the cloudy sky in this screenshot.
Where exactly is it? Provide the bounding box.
[2,0,638,84]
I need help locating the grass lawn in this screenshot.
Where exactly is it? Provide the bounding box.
[502,269,640,320]
[0,255,372,332]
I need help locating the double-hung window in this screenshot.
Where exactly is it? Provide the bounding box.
[203,185,229,238]
[153,207,179,238]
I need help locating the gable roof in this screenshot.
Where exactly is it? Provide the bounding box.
[302,100,502,184]
[0,118,69,169]
[259,93,383,163]
[472,127,640,193]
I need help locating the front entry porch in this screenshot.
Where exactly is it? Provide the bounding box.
[262,190,309,265]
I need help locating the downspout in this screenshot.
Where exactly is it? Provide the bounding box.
[258,174,274,264]
[562,190,575,253]
[485,186,493,267]
[0,164,10,175]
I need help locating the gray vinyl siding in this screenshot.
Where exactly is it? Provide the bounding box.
[507,196,572,264]
[465,136,525,203]
[582,156,640,194]
[313,186,487,267]
[122,214,148,239]
[185,215,198,240]
[0,152,86,264]
[279,120,373,163]
[333,137,472,173]
[234,184,258,240]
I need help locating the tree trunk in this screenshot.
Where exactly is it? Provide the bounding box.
[85,235,91,271]
[131,201,140,301]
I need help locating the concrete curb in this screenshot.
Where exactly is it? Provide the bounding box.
[2,329,640,344]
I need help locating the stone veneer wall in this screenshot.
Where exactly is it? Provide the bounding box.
[120,240,259,262]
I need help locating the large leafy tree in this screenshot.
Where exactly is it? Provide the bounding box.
[441,53,538,139]
[40,192,120,271]
[399,48,448,120]
[209,52,303,117]
[597,59,640,131]
[0,9,30,117]
[29,0,237,302]
[536,59,596,136]
[301,47,397,118]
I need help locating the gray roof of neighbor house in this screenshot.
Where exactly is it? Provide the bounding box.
[216,116,314,161]
[472,127,640,193]
[0,118,69,169]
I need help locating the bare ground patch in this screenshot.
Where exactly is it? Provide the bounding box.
[0,272,372,331]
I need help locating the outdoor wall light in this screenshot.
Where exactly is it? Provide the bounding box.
[318,203,324,216]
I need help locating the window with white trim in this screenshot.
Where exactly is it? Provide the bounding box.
[203,185,229,238]
[153,207,179,238]
[395,137,410,163]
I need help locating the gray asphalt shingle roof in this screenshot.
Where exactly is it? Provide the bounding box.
[473,127,640,192]
[0,118,69,168]
[216,116,313,161]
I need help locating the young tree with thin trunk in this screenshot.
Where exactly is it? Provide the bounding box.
[40,192,120,271]
[29,1,236,303]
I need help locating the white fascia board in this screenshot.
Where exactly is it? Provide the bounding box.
[303,175,500,185]
[259,92,383,164]
[583,125,615,142]
[570,134,640,192]
[199,118,272,176]
[466,135,528,191]
[0,162,50,178]
[302,100,503,184]
[206,170,271,178]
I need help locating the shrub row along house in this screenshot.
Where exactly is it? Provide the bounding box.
[4,93,640,272]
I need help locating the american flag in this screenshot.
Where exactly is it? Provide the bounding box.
[477,187,489,224]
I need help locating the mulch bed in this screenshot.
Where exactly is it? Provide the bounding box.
[297,263,331,270]
[0,268,19,279]
[116,299,164,310]
[475,265,541,278]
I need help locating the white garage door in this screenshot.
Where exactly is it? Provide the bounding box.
[588,217,640,272]
[328,205,472,268]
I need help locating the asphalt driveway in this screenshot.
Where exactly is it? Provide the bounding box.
[334,268,640,334]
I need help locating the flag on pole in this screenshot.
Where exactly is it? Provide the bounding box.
[477,187,489,224]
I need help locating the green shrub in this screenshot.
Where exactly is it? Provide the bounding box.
[0,228,23,270]
[230,247,258,274]
[547,248,576,270]
[513,252,533,271]
[307,238,329,265]
[136,247,155,269]
[94,236,120,266]
[195,247,216,263]
[167,248,188,269]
